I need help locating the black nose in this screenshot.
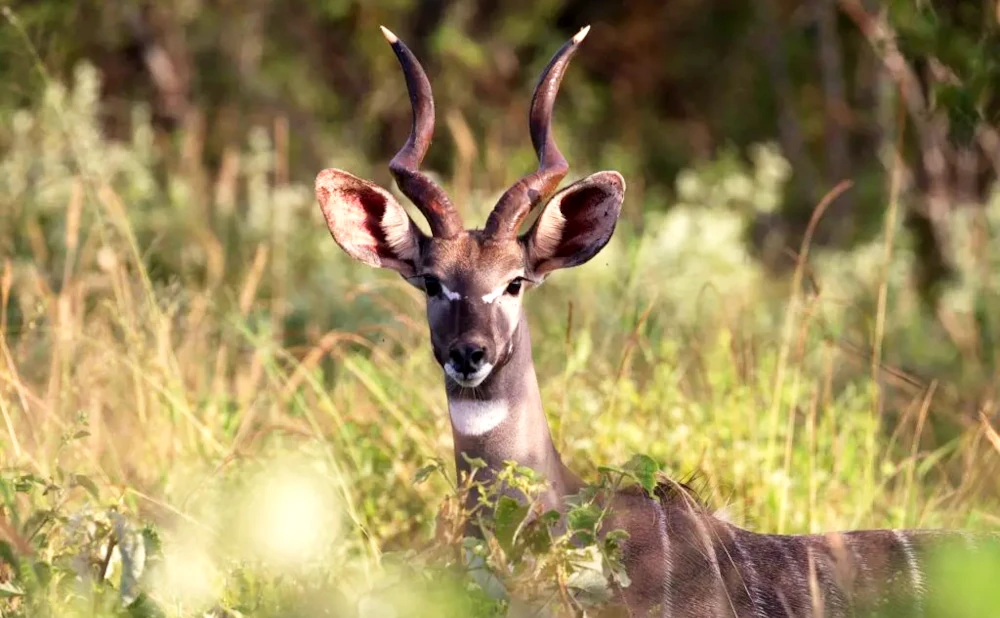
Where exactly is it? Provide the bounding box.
[448,342,487,374]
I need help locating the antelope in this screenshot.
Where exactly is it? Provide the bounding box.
[315,26,997,618]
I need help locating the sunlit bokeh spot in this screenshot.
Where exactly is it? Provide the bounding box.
[149,534,220,613]
[240,462,340,569]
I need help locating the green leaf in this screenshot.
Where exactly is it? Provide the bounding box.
[32,560,51,586]
[0,540,17,570]
[568,503,602,533]
[141,526,163,559]
[917,439,960,479]
[513,465,539,481]
[623,454,661,494]
[608,560,632,589]
[413,461,442,485]
[574,531,596,546]
[0,476,11,501]
[935,83,980,146]
[523,521,552,555]
[32,532,48,551]
[460,453,487,471]
[493,496,529,555]
[71,473,100,500]
[539,509,562,526]
[604,528,630,546]
[0,580,24,597]
[13,474,45,493]
[21,509,54,537]
[126,592,168,618]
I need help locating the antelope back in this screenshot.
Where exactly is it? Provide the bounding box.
[606,487,1000,617]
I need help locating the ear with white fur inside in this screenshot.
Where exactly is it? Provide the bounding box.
[315,168,424,277]
[523,171,625,277]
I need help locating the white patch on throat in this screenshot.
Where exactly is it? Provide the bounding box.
[448,399,509,436]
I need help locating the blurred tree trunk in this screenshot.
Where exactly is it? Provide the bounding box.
[755,0,820,205]
[840,0,1000,309]
[749,0,820,269]
[124,4,191,130]
[814,0,855,243]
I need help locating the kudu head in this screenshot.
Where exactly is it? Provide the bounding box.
[316,26,625,389]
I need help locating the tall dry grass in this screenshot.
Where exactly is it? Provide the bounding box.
[0,52,999,616]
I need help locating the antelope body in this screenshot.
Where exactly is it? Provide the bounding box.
[315,26,996,617]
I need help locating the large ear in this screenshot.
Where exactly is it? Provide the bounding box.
[316,168,424,277]
[523,171,625,276]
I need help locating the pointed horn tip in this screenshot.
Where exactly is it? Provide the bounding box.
[379,25,399,44]
[572,25,591,44]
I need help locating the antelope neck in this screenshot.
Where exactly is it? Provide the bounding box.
[446,315,582,506]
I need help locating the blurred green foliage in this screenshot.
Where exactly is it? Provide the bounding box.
[0,2,994,211]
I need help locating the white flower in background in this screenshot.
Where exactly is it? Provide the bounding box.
[753,189,779,214]
[722,172,754,203]
[676,169,704,202]
[646,203,758,319]
[751,142,792,189]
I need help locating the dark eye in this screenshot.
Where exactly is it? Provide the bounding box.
[423,276,443,297]
[505,278,524,296]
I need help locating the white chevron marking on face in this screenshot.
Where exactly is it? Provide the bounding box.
[481,286,505,304]
[440,283,462,301]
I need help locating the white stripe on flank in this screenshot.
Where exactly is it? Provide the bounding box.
[776,590,795,618]
[776,537,806,592]
[725,526,765,618]
[843,533,870,585]
[688,509,735,617]
[894,529,925,615]
[657,508,673,618]
[806,545,823,618]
